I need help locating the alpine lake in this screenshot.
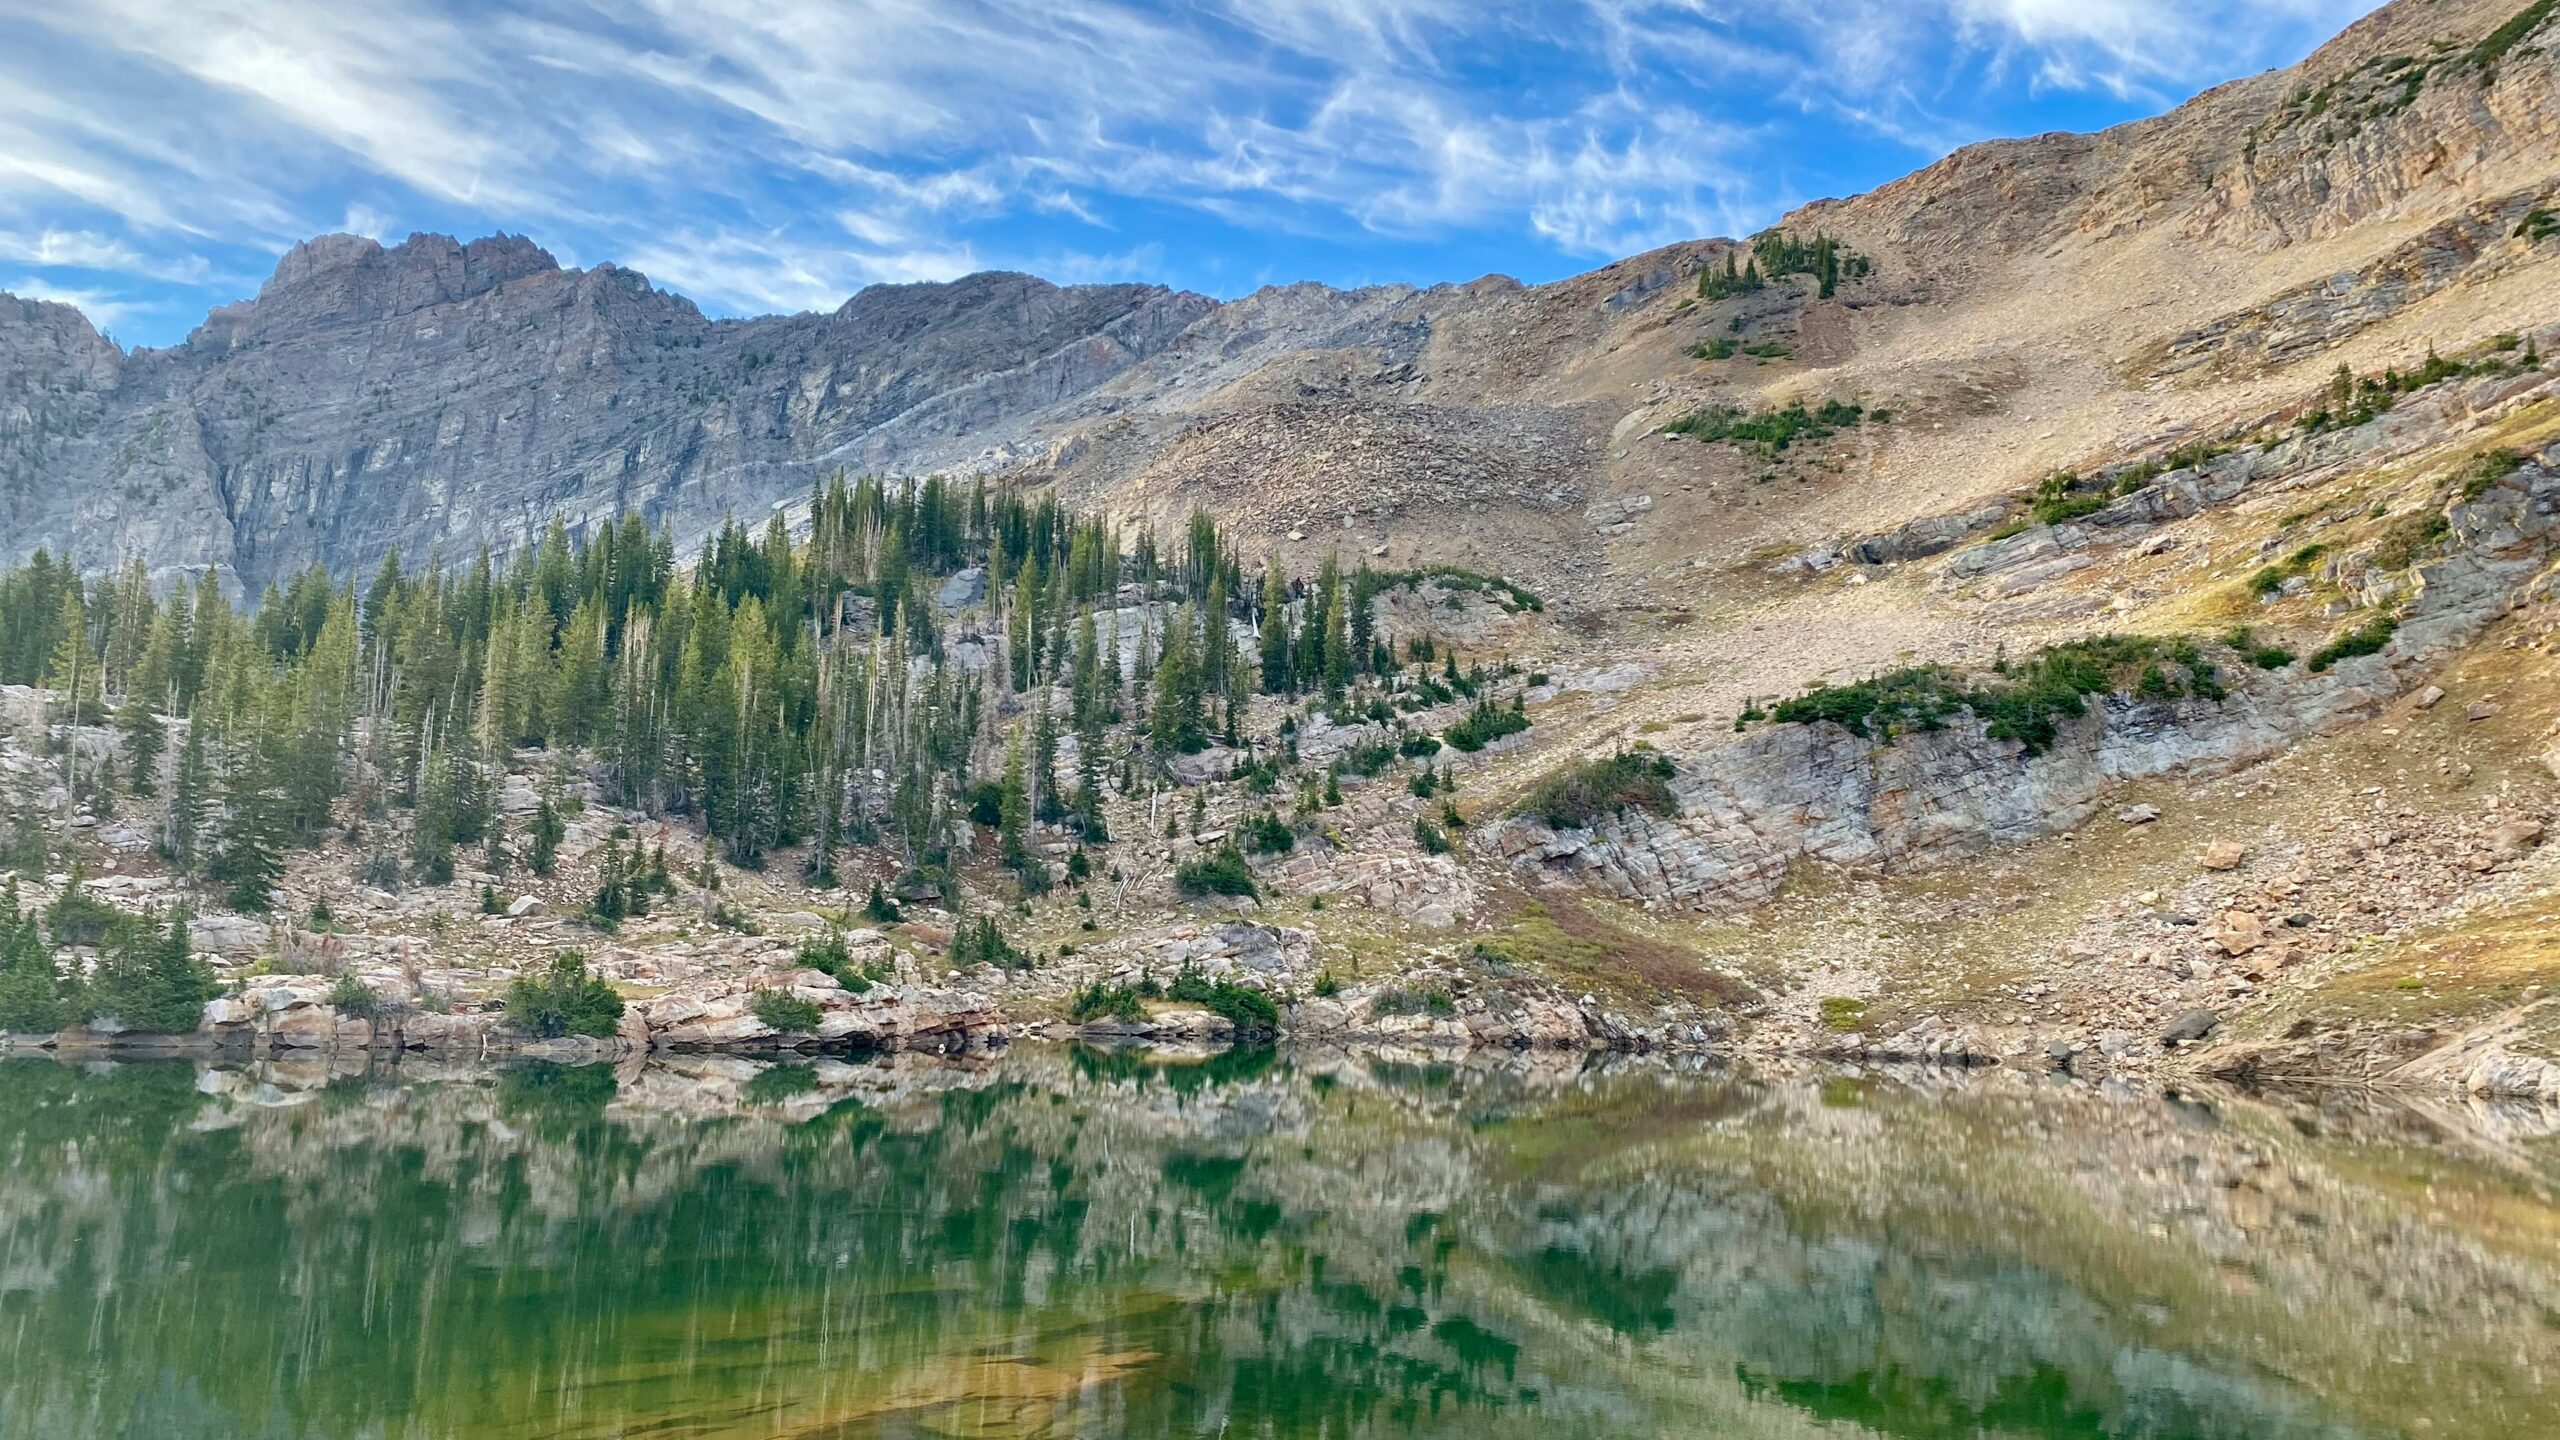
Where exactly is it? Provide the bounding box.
[3,1045,2557,1439]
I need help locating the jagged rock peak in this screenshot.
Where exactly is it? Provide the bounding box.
[263,230,560,295]
[190,231,565,348]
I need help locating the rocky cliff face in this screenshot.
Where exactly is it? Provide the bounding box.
[0,233,1211,593]
[1494,415,2560,910]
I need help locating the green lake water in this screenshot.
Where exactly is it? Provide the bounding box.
[3,1048,2557,1439]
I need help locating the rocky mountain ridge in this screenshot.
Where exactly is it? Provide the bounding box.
[6,0,2557,610]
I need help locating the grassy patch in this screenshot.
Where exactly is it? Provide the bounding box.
[1470,898,1748,1005]
[1818,997,1869,1032]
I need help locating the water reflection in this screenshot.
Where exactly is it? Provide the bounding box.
[1,1048,2555,1439]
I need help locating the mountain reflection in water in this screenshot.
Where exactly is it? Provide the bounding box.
[2,1048,2556,1439]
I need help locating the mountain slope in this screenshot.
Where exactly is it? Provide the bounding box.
[5,0,2556,609]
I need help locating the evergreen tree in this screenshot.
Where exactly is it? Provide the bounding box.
[119,691,165,797]
[165,716,211,871]
[0,879,70,1033]
[206,738,289,913]
[1149,605,1207,755]
[90,912,215,1034]
[1318,553,1352,698]
[1258,558,1293,694]
[529,797,564,876]
[997,728,1037,889]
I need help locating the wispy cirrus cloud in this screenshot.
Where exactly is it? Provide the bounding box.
[0,0,2381,344]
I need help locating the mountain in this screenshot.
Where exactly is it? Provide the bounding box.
[0,234,1211,593]
[5,0,2555,606]
[6,0,2560,1084]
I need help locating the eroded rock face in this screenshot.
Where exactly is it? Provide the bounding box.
[1497,441,2560,911]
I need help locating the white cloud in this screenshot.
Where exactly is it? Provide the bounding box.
[7,275,148,332]
[0,0,2381,333]
[621,228,981,315]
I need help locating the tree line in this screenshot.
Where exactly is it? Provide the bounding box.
[0,473,1507,914]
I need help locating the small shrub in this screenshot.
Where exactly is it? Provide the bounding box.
[1442,697,1530,752]
[1312,972,1344,998]
[2371,508,2451,570]
[2459,449,2520,500]
[329,975,385,1021]
[1412,818,1453,855]
[1242,811,1296,856]
[950,914,1027,970]
[2308,614,2398,672]
[1070,981,1146,1023]
[504,951,625,1039]
[751,988,822,1033]
[1174,845,1259,900]
[1518,750,1679,830]
[1168,963,1281,1032]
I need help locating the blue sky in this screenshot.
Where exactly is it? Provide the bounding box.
[0,0,2379,347]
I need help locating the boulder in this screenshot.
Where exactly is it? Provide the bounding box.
[2488,818,2546,857]
[189,914,272,956]
[2201,841,2248,871]
[2161,1008,2221,1046]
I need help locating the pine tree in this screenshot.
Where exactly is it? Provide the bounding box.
[1318,554,1351,698]
[1149,605,1206,756]
[529,796,564,876]
[91,911,214,1034]
[119,690,165,797]
[165,715,211,872]
[997,727,1040,891]
[0,879,69,1034]
[1258,558,1292,694]
[206,738,289,912]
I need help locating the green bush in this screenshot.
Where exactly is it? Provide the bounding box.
[1168,964,1281,1033]
[1070,981,1146,1023]
[1664,398,1867,454]
[750,988,822,1033]
[1242,811,1296,855]
[2365,507,2447,568]
[2459,449,2520,501]
[1759,635,2224,755]
[1517,750,1680,830]
[504,951,625,1039]
[43,869,120,948]
[1442,697,1529,752]
[328,975,385,1021]
[1371,986,1455,1018]
[799,931,893,993]
[1412,818,1453,855]
[950,914,1027,970]
[1175,845,1259,900]
[2308,614,2398,672]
